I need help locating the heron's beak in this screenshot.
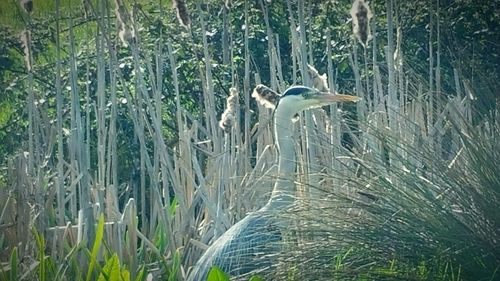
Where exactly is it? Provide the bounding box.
[314,91,361,103]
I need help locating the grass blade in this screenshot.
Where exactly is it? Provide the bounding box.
[86,214,105,281]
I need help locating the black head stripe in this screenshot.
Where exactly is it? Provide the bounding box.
[281,86,315,97]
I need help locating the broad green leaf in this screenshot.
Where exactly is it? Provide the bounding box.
[121,268,130,281]
[206,266,230,281]
[97,254,121,281]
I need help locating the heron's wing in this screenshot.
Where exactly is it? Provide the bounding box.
[187,213,282,281]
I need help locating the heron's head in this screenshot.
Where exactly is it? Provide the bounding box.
[278,86,360,115]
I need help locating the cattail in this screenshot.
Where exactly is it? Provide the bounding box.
[173,0,191,29]
[82,0,92,19]
[114,0,135,47]
[350,0,373,47]
[219,88,240,133]
[252,84,280,109]
[20,30,32,71]
[394,26,403,70]
[307,64,329,92]
[19,0,33,14]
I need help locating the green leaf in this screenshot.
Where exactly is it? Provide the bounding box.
[206,266,230,281]
[167,250,180,281]
[134,267,146,281]
[154,225,166,253]
[169,197,178,216]
[121,268,130,281]
[9,247,18,281]
[86,214,105,281]
[0,101,13,128]
[32,228,46,281]
[249,275,265,281]
[97,254,121,281]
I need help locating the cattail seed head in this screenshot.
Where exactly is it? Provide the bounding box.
[219,88,239,133]
[173,0,191,29]
[307,64,329,92]
[350,0,373,47]
[118,28,135,47]
[252,84,280,109]
[20,30,32,71]
[394,26,403,70]
[114,0,136,47]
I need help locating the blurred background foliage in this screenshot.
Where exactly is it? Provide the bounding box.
[0,0,498,168]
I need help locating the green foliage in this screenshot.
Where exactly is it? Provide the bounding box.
[86,214,105,281]
[0,101,13,129]
[167,250,181,281]
[97,254,130,281]
[248,275,265,281]
[169,197,179,216]
[202,255,464,281]
[206,266,229,281]
[0,247,18,281]
[9,247,17,281]
[278,112,500,280]
[0,222,150,281]
[333,247,353,272]
[33,228,47,281]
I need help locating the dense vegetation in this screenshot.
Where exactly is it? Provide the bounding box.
[0,0,498,280]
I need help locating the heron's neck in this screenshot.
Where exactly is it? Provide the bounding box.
[266,107,297,210]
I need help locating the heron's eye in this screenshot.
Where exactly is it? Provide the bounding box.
[302,92,311,99]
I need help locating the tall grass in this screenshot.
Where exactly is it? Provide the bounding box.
[270,106,499,280]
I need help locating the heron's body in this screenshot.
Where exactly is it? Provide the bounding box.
[186,208,281,281]
[187,86,359,280]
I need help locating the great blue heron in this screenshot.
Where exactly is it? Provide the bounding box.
[186,85,360,281]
